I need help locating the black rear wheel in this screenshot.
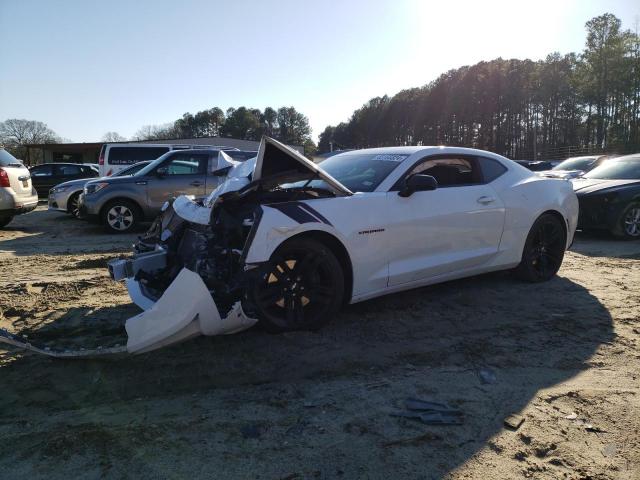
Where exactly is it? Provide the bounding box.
[515,213,566,282]
[251,238,344,332]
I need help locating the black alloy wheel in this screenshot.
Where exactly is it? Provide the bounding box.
[515,213,566,282]
[251,238,344,332]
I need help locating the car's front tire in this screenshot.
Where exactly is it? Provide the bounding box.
[613,202,640,240]
[101,199,141,233]
[67,192,82,218]
[0,216,13,228]
[250,238,345,333]
[515,213,567,282]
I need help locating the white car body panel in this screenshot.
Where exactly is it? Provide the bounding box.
[238,143,578,304]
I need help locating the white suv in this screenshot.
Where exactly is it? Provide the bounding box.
[0,148,39,228]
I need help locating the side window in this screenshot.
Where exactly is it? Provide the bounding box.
[30,165,53,177]
[56,164,82,176]
[409,156,482,187]
[157,154,208,176]
[478,157,507,183]
[108,147,170,165]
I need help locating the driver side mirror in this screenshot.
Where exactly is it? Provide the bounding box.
[398,174,438,197]
[212,166,232,177]
[155,167,168,178]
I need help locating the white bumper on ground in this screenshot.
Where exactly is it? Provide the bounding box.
[124,268,258,354]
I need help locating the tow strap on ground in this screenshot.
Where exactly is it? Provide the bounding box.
[0,327,126,358]
[0,268,257,358]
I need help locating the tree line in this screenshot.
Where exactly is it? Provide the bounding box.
[318,13,640,160]
[132,106,315,154]
[0,105,315,162]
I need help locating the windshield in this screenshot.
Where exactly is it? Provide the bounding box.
[113,161,149,177]
[295,153,407,193]
[134,152,174,177]
[583,158,640,180]
[553,157,597,171]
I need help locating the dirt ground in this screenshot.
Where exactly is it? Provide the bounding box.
[0,206,639,480]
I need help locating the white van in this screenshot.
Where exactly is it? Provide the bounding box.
[99,144,229,177]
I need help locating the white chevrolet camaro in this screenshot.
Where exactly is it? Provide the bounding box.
[106,136,578,354]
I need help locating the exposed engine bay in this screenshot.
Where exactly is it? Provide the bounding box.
[129,178,336,318]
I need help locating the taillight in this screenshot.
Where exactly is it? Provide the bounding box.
[0,168,10,187]
[99,151,105,165]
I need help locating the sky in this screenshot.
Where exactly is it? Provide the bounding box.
[0,0,638,143]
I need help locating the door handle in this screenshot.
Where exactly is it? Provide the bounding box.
[135,181,147,185]
[477,196,495,205]
[190,181,203,187]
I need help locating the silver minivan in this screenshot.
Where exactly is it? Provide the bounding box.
[0,148,39,228]
[99,143,219,177]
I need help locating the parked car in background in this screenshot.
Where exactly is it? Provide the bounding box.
[48,161,152,218]
[98,143,248,177]
[81,149,256,233]
[514,160,554,171]
[29,163,98,197]
[538,155,612,179]
[572,154,640,239]
[0,148,39,228]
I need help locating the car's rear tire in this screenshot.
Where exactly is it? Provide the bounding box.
[515,213,566,282]
[67,192,82,218]
[101,199,141,233]
[250,238,345,333]
[0,216,13,228]
[612,202,640,240]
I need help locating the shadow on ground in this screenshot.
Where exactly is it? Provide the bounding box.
[0,269,614,479]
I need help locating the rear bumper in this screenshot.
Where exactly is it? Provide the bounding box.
[0,189,39,217]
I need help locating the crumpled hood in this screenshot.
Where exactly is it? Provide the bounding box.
[252,136,352,195]
[571,178,640,195]
[174,136,352,225]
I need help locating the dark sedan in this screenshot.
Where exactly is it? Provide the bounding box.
[572,154,640,239]
[29,163,98,197]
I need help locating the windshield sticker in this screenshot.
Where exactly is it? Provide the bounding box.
[370,154,408,162]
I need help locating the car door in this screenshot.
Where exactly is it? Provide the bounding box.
[385,154,506,286]
[29,164,55,196]
[145,152,209,211]
[55,164,84,184]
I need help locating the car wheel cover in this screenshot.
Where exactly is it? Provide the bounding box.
[529,219,564,278]
[107,205,134,231]
[623,207,640,237]
[254,249,335,328]
[69,195,81,217]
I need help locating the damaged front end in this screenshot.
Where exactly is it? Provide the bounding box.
[0,136,349,358]
[107,136,350,354]
[108,179,267,353]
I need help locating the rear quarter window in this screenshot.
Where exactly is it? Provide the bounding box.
[107,147,170,165]
[479,157,508,183]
